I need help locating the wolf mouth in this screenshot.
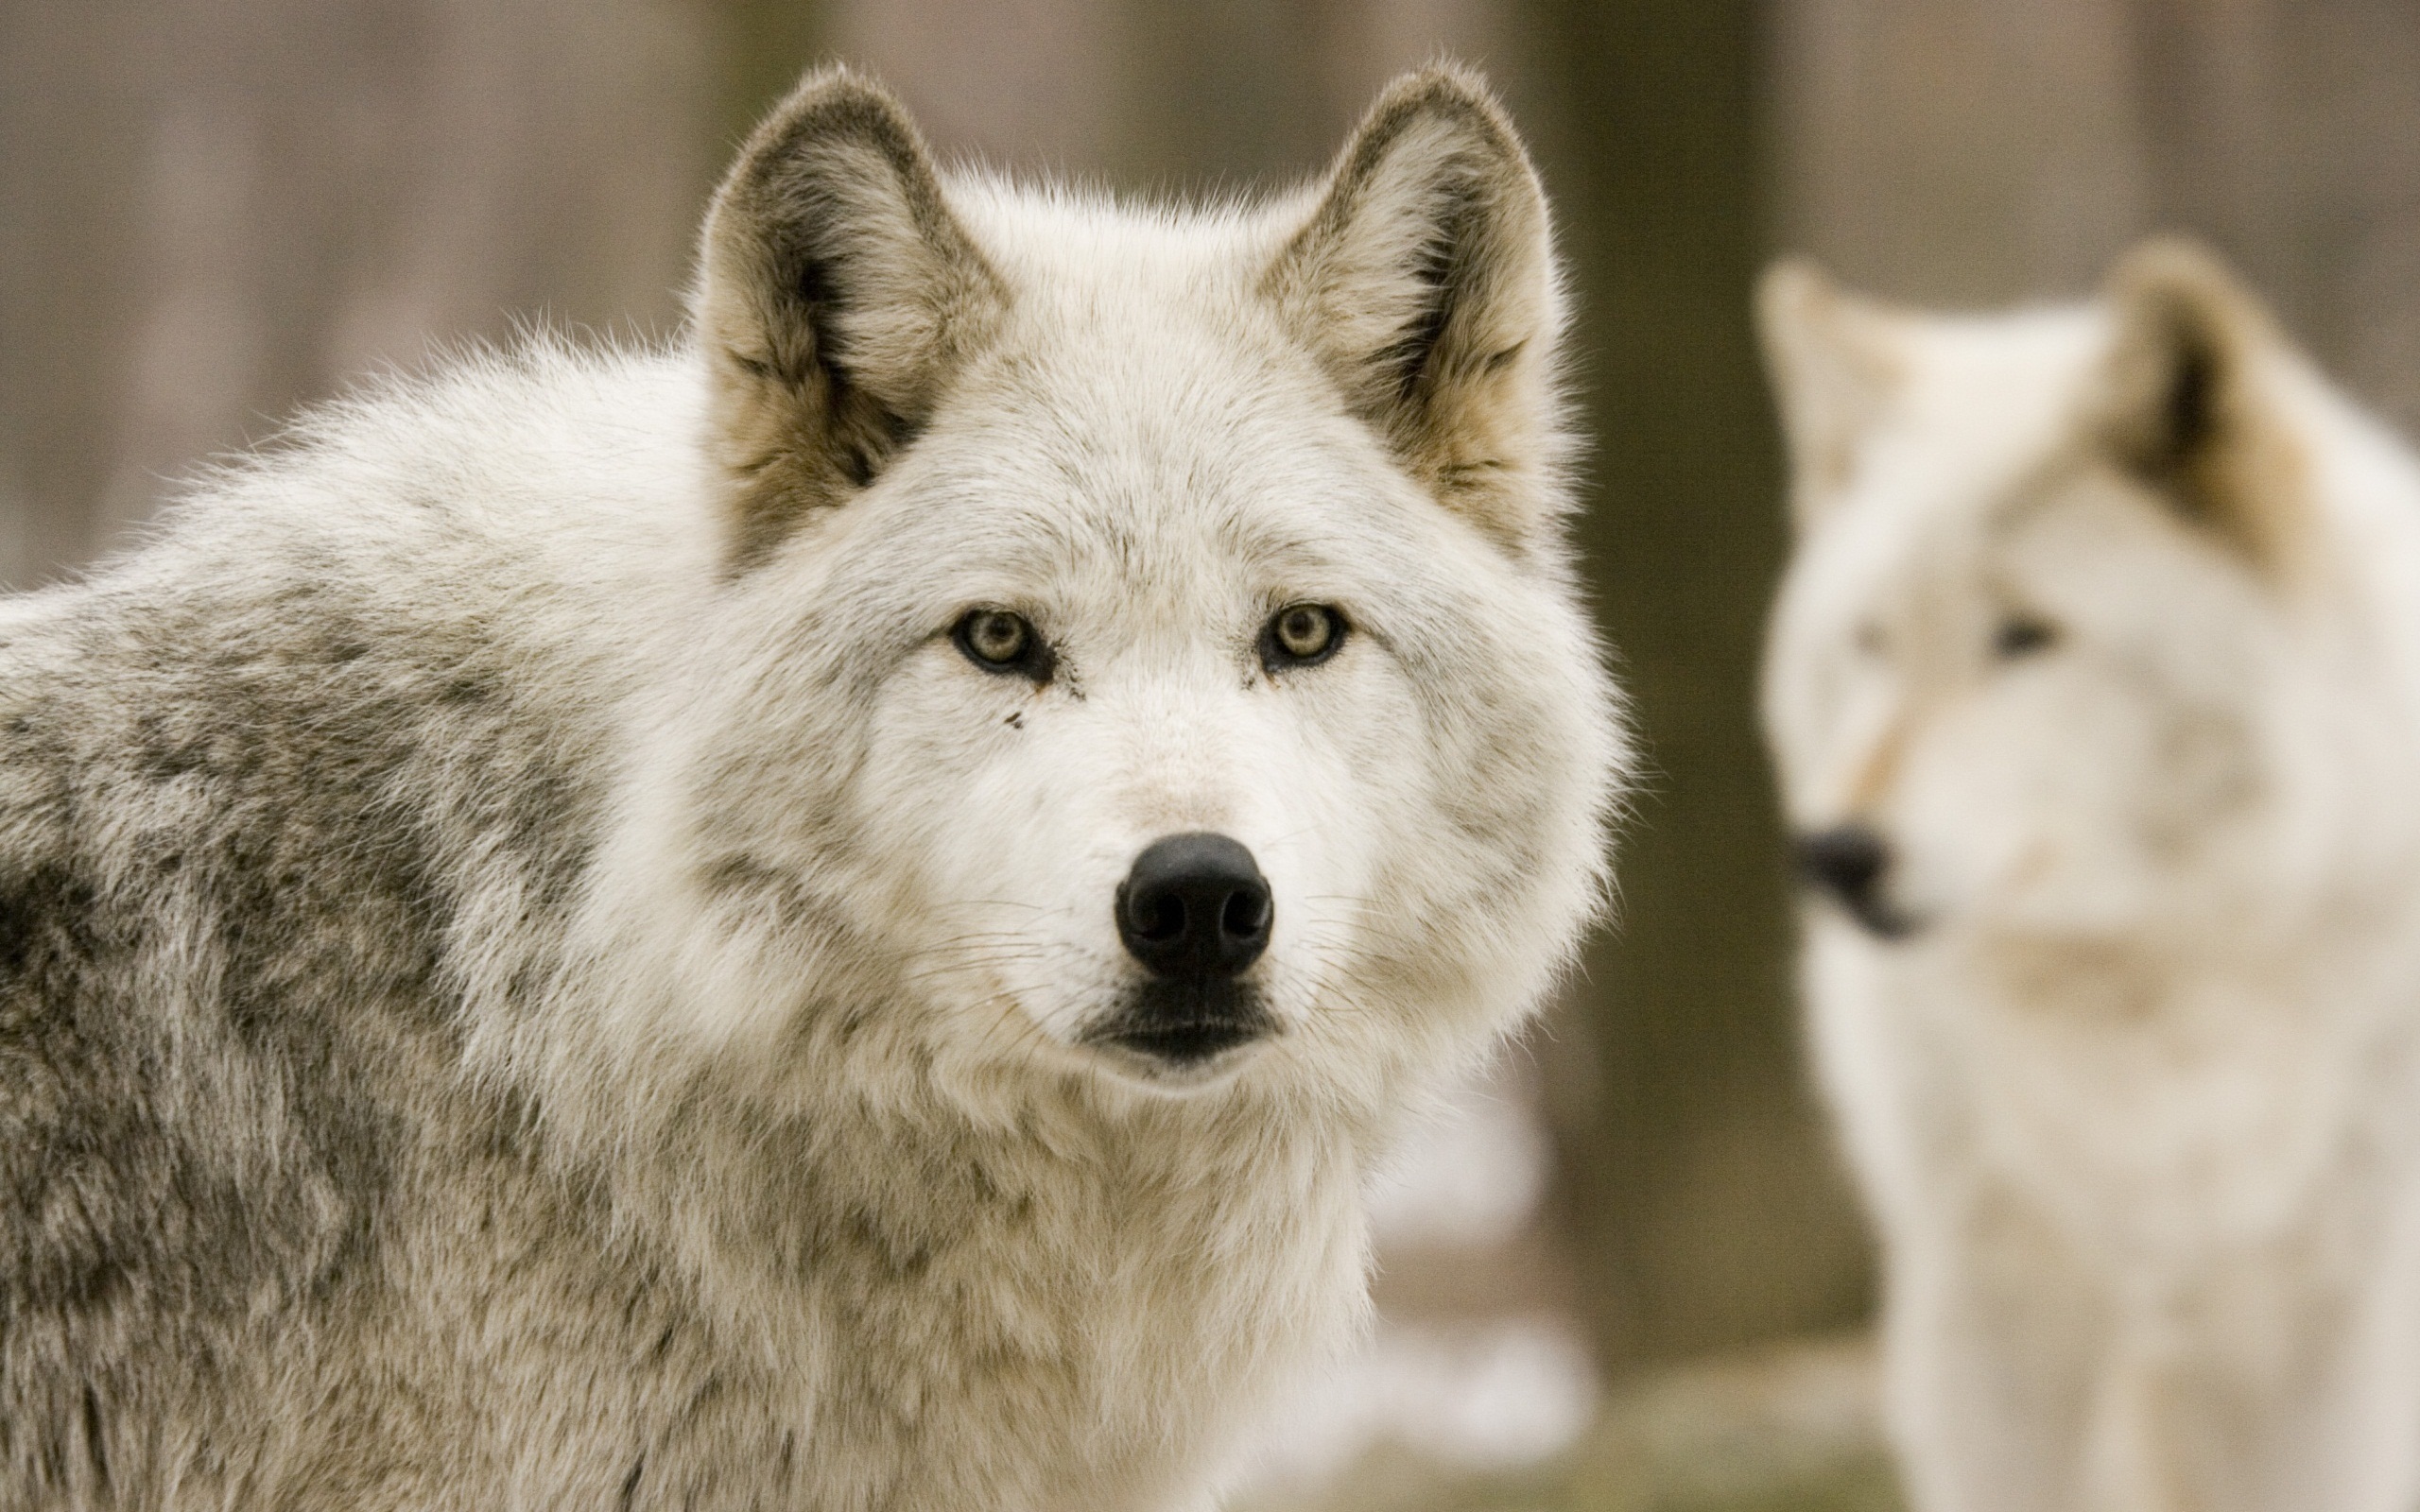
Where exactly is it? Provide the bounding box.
[1086,980,1277,1068]
[1101,1020,1268,1064]
[1841,899,1922,940]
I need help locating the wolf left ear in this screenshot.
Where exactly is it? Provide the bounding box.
[1267,69,1564,553]
[2093,237,2305,572]
[1754,259,1909,532]
[694,68,1007,567]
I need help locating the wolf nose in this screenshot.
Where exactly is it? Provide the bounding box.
[1793,825,1890,910]
[1116,833,1271,979]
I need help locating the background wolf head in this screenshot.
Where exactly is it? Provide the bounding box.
[1761,243,2420,955]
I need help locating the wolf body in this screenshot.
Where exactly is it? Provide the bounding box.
[1760,244,2420,1512]
[0,69,1621,1510]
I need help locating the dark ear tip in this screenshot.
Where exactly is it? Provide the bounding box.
[2096,236,2286,478]
[1372,61,1504,112]
[754,62,909,128]
[2108,233,2236,295]
[2106,235,2276,353]
[1352,62,1528,163]
[733,65,930,182]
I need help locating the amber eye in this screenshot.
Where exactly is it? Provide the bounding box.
[1262,603,1345,670]
[1993,614,2057,660]
[953,609,1050,679]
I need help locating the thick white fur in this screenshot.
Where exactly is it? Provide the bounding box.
[1761,247,2420,1512]
[0,70,1619,1510]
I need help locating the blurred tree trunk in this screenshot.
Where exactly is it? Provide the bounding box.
[1514,0,1876,1371]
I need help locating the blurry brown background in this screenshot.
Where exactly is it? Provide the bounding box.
[9,1,2420,1506]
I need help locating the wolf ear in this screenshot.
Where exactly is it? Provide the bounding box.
[1755,259,1907,531]
[2092,237,2304,572]
[1267,68,1564,553]
[694,68,1007,567]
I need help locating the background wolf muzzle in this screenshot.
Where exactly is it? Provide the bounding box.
[1792,824,1916,938]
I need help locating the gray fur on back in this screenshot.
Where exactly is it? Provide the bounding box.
[0,349,700,1503]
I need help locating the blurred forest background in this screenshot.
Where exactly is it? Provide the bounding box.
[9,2,2420,1507]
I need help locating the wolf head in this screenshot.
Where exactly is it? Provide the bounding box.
[1760,241,2420,952]
[575,68,1619,1105]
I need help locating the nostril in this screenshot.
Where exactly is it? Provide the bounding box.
[1220,886,1270,941]
[1133,893,1185,942]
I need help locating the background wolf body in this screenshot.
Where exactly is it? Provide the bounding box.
[0,69,1621,1509]
[1761,245,2420,1512]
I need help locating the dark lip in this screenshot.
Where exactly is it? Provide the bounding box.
[1824,891,1924,940]
[1084,979,1278,1071]
[1093,1018,1270,1067]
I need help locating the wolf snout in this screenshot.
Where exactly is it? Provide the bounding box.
[1792,824,1917,938]
[1095,833,1278,1074]
[1115,833,1272,978]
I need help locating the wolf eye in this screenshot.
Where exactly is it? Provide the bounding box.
[1993,614,2058,660]
[1261,604,1345,670]
[953,609,1050,680]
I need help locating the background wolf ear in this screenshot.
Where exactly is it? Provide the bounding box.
[1754,259,1907,532]
[2094,237,2305,573]
[694,68,1006,568]
[1267,68,1564,554]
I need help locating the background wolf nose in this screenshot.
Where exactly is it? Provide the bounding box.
[1793,825,1890,909]
[1117,833,1271,979]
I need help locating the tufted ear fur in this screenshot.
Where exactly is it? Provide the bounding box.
[694,68,1007,568]
[2091,237,2306,575]
[1267,68,1564,554]
[1755,258,1909,532]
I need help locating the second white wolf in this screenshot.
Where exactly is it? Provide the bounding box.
[1762,243,2420,1512]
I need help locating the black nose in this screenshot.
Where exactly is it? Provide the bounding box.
[1794,825,1888,907]
[1793,823,1920,938]
[1116,833,1271,979]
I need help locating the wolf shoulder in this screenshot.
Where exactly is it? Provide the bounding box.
[0,340,716,1348]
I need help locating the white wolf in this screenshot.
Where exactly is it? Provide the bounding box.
[0,66,1621,1510]
[1760,241,2420,1512]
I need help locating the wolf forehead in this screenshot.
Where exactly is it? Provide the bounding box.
[754,198,1474,545]
[857,226,1418,549]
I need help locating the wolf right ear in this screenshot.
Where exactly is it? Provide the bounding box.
[694,68,1007,568]
[1755,259,1908,531]
[1267,69,1564,554]
[2092,238,2305,574]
